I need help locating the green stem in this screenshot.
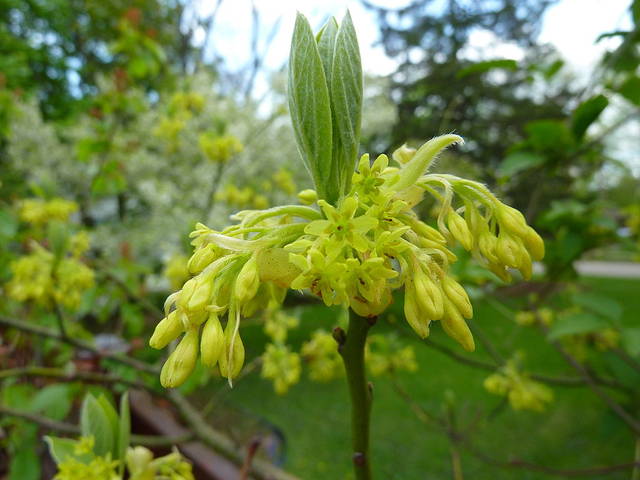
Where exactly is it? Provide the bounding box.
[338,310,374,480]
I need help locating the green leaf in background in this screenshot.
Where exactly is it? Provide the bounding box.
[117,392,131,475]
[617,76,640,106]
[548,312,610,340]
[457,59,518,78]
[572,293,623,321]
[622,327,640,357]
[80,394,115,457]
[45,436,91,465]
[525,119,574,154]
[498,151,546,177]
[0,208,18,240]
[8,447,40,480]
[288,13,334,202]
[30,384,72,421]
[329,11,363,199]
[571,94,608,140]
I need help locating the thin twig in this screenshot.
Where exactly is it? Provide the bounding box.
[0,315,159,375]
[0,404,192,446]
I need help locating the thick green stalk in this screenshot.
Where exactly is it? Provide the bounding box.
[338,310,374,480]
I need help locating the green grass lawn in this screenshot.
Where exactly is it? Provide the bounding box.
[195,276,640,479]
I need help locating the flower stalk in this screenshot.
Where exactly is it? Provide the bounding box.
[336,310,375,480]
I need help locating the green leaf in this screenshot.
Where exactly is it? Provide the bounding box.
[31,384,72,421]
[45,436,90,465]
[288,13,334,202]
[622,327,640,357]
[330,11,363,199]
[80,394,115,457]
[9,446,40,480]
[617,76,640,106]
[97,394,120,450]
[572,293,623,321]
[571,94,608,140]
[0,208,18,240]
[498,151,545,176]
[117,392,130,474]
[525,120,574,154]
[316,17,338,87]
[548,312,609,340]
[457,59,518,78]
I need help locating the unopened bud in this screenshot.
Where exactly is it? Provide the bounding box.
[187,271,215,312]
[160,328,199,388]
[441,276,472,319]
[126,446,153,474]
[523,226,545,261]
[219,333,245,380]
[497,205,528,238]
[297,189,318,205]
[496,233,520,268]
[403,283,430,338]
[392,144,416,165]
[149,311,184,349]
[201,313,225,367]
[188,245,217,274]
[235,256,260,303]
[256,248,301,288]
[413,271,444,319]
[441,299,475,352]
[447,209,474,250]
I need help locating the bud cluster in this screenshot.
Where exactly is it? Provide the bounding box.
[483,357,553,412]
[151,134,544,387]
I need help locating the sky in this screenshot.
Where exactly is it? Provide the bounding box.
[194,0,633,78]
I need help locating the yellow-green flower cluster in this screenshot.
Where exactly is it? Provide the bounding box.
[264,310,299,344]
[127,446,194,480]
[54,455,119,480]
[514,307,554,327]
[366,334,418,377]
[150,134,544,387]
[215,184,269,210]
[6,239,94,309]
[272,168,297,195]
[198,133,243,163]
[484,358,553,412]
[301,330,344,382]
[261,343,302,394]
[19,198,78,225]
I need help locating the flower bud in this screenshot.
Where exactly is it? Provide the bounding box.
[235,256,260,303]
[516,247,532,280]
[441,276,472,319]
[497,204,528,238]
[219,334,245,380]
[403,283,430,338]
[412,220,446,244]
[496,233,520,268]
[200,313,225,367]
[297,189,318,205]
[160,328,199,388]
[188,245,217,274]
[149,311,183,349]
[441,299,475,352]
[478,231,499,263]
[176,278,197,311]
[126,446,153,474]
[392,144,416,165]
[447,210,473,250]
[187,270,215,312]
[413,270,444,320]
[523,226,545,261]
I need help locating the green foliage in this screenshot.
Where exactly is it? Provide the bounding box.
[571,94,608,140]
[288,12,363,204]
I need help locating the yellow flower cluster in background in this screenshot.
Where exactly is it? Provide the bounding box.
[6,235,94,310]
[261,343,302,394]
[215,184,269,210]
[484,357,553,412]
[301,330,343,382]
[19,198,78,225]
[198,133,243,163]
[366,334,418,377]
